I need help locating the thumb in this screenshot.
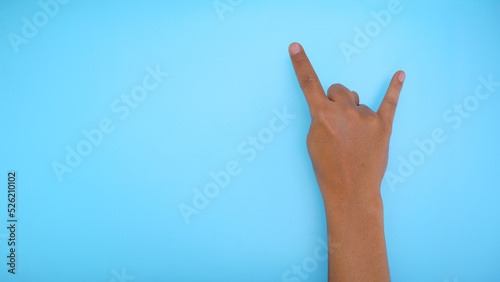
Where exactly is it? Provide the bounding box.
[377,71,405,127]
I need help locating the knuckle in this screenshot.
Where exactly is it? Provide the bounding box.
[327,83,343,92]
[365,109,378,118]
[362,110,381,125]
[384,98,398,111]
[326,83,348,96]
[299,74,319,88]
[313,106,334,128]
[314,105,330,121]
[341,106,359,118]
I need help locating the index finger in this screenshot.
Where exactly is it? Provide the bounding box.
[289,42,327,109]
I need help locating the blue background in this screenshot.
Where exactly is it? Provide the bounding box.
[1,0,499,281]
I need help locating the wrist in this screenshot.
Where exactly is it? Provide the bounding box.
[318,181,384,218]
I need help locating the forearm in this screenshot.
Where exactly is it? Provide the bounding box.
[321,183,390,282]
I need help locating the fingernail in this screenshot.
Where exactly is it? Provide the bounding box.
[398,71,405,83]
[290,43,301,54]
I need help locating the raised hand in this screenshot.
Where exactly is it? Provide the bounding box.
[289,42,404,281]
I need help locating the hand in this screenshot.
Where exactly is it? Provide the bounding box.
[289,42,404,282]
[288,42,405,205]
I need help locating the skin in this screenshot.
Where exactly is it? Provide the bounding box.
[288,42,405,281]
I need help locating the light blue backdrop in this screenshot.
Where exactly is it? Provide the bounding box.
[1,0,499,281]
